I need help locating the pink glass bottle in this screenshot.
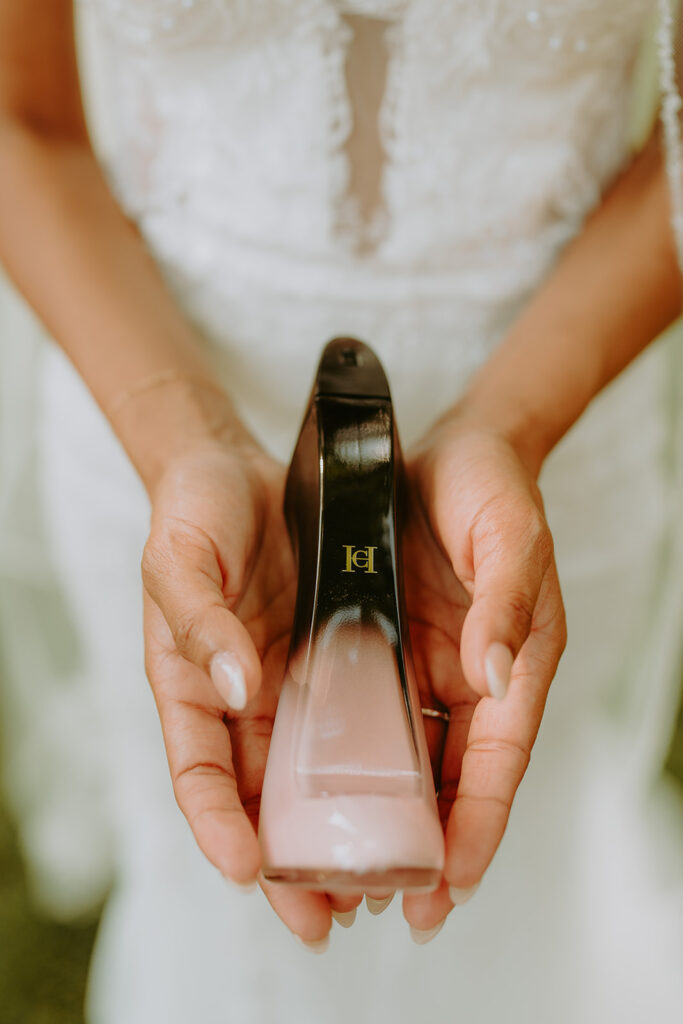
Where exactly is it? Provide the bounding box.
[258,338,445,893]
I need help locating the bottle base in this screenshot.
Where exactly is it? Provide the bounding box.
[260,865,442,893]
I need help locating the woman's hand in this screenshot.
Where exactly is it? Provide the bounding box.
[141,440,356,948]
[398,416,567,939]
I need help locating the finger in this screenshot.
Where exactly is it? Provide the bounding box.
[458,495,554,700]
[444,563,566,891]
[327,893,363,913]
[142,517,262,710]
[222,640,334,944]
[144,594,261,884]
[404,564,565,929]
[403,700,475,930]
[407,612,467,784]
[365,892,395,915]
[402,877,452,933]
[435,700,477,829]
[327,892,363,927]
[258,874,333,948]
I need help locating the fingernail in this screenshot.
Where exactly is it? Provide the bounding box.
[210,651,247,710]
[331,908,357,928]
[484,642,514,700]
[366,894,394,915]
[448,882,480,906]
[294,933,330,954]
[410,919,446,945]
[223,875,258,893]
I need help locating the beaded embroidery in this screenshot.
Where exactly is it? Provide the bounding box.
[79,0,660,286]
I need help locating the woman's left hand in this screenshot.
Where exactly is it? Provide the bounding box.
[396,415,567,939]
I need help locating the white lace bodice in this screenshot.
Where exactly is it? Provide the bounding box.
[78,0,660,451]
[84,0,654,278]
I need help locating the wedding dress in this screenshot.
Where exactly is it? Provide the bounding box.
[0,2,682,1022]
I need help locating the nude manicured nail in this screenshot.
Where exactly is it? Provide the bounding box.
[484,642,514,700]
[448,882,480,906]
[294,933,330,954]
[410,919,446,945]
[366,894,394,915]
[223,875,258,893]
[331,908,357,928]
[210,651,247,710]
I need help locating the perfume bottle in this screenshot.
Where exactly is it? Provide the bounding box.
[258,338,445,892]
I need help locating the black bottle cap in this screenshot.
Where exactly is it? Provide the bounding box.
[315,337,391,400]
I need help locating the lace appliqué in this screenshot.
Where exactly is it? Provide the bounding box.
[82,0,658,289]
[77,0,267,50]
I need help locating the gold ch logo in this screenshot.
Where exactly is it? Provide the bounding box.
[342,544,378,574]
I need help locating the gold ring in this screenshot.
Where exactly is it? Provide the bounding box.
[420,706,450,723]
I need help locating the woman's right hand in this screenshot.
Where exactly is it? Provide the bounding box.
[398,415,567,936]
[141,439,351,948]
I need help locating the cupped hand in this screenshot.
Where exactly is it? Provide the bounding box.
[142,440,358,947]
[397,417,567,937]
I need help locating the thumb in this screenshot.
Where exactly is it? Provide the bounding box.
[457,498,554,701]
[142,522,262,711]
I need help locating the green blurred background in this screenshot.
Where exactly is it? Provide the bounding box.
[0,799,99,1024]
[0,7,682,1023]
